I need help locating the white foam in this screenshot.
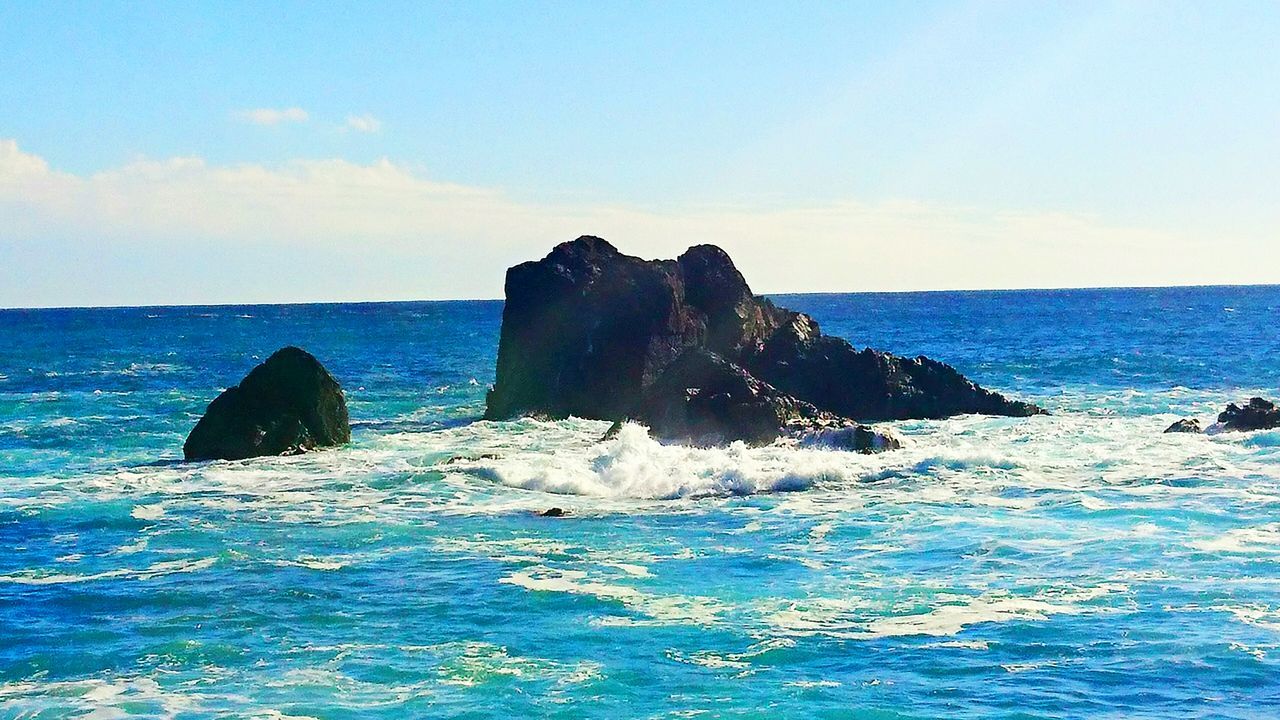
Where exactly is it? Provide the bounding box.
[406,641,601,688]
[0,676,209,719]
[923,640,990,650]
[267,556,348,571]
[502,565,725,626]
[1191,523,1280,554]
[784,680,842,688]
[761,584,1125,640]
[666,638,795,672]
[1002,662,1056,673]
[601,561,652,577]
[449,422,876,500]
[0,557,215,585]
[863,586,1114,639]
[131,503,166,520]
[1228,642,1268,661]
[1212,604,1280,633]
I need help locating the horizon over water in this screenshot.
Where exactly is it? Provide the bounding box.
[3,285,1280,718]
[6,281,1280,312]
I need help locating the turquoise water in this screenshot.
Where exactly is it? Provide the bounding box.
[2,287,1279,718]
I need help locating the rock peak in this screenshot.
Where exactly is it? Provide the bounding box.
[550,235,619,259]
[678,243,736,265]
[678,244,754,298]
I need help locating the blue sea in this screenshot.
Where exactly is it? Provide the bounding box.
[2,287,1279,719]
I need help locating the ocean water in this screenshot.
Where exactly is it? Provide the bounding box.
[2,286,1279,719]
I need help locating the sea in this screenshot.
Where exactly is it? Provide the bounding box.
[2,286,1279,719]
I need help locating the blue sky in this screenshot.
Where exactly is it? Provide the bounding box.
[1,1,1277,307]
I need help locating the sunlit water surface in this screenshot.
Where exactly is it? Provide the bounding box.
[2,287,1279,718]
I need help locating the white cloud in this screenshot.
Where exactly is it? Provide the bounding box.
[236,107,309,126]
[345,114,382,133]
[0,138,1271,307]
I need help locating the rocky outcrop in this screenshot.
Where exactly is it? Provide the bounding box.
[1164,418,1202,434]
[1217,398,1280,432]
[484,236,701,421]
[635,348,898,451]
[743,311,1042,421]
[485,236,1043,444]
[184,347,350,461]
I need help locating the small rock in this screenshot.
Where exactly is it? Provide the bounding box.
[183,347,350,461]
[539,507,567,517]
[442,452,500,465]
[1164,418,1202,434]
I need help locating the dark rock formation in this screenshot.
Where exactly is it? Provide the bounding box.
[743,311,1042,421]
[184,347,350,461]
[484,236,699,421]
[1164,418,1203,434]
[677,244,782,358]
[485,236,1043,443]
[635,348,898,451]
[1217,398,1280,432]
[539,507,567,518]
[601,421,624,442]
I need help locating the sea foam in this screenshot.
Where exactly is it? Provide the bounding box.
[443,421,864,499]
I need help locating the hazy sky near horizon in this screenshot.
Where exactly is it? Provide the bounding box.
[2,0,1278,307]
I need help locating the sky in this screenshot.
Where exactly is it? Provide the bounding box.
[1,0,1278,308]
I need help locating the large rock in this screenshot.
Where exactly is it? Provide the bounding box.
[486,236,1043,436]
[636,348,898,451]
[184,347,351,461]
[1217,397,1280,432]
[484,236,700,421]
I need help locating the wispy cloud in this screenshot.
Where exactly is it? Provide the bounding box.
[0,138,1265,307]
[236,107,309,126]
[345,114,382,133]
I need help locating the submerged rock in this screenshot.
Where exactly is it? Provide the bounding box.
[797,424,902,453]
[484,236,1042,444]
[1217,397,1280,432]
[1164,418,1203,434]
[636,348,898,451]
[183,347,350,461]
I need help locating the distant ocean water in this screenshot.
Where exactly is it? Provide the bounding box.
[2,286,1279,718]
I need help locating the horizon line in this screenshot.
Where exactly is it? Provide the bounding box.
[4,280,1278,312]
